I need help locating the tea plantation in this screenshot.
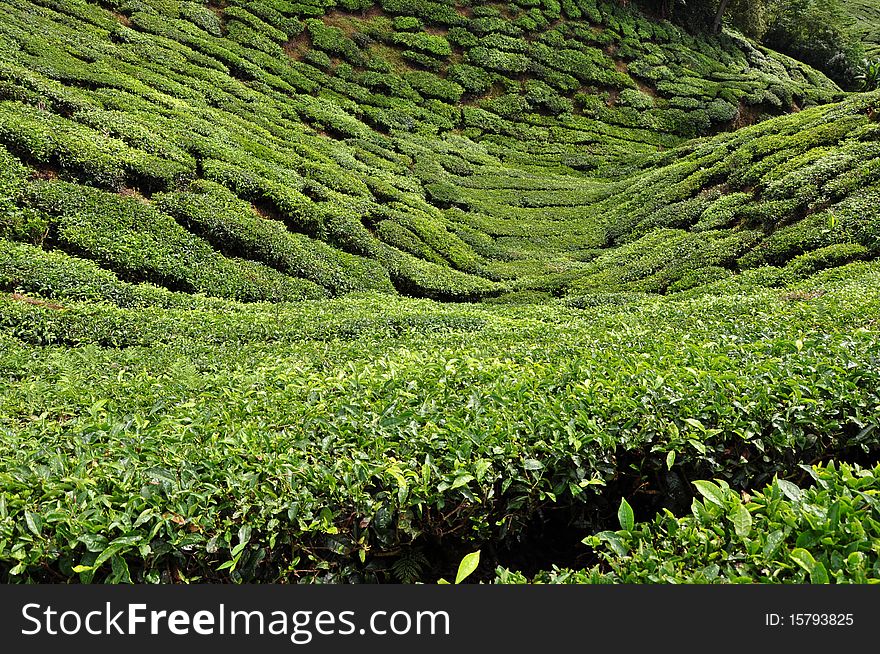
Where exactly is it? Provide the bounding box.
[844,0,880,58]
[1,0,879,583]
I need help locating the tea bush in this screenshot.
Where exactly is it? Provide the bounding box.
[497,462,880,583]
[0,0,879,584]
[154,181,392,295]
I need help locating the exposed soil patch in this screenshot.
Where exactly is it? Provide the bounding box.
[250,197,297,228]
[250,202,277,222]
[732,101,765,129]
[112,11,131,27]
[606,88,620,107]
[30,165,59,181]
[205,1,226,18]
[203,1,228,35]
[636,79,658,97]
[784,289,827,302]
[119,186,151,204]
[424,25,449,37]
[284,31,311,61]
[9,293,65,311]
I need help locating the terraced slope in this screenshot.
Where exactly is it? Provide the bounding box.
[552,92,880,297]
[0,0,846,303]
[844,0,880,57]
[2,0,880,584]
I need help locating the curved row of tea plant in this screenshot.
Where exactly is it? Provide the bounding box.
[0,0,851,302]
[2,0,880,584]
[1,262,879,581]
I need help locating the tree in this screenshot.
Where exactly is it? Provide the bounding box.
[663,0,771,38]
[711,0,731,34]
[641,0,873,89]
[763,0,864,88]
[635,0,681,19]
[638,0,864,88]
[713,0,771,38]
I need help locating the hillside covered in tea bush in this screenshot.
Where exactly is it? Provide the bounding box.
[844,0,880,58]
[1,0,879,583]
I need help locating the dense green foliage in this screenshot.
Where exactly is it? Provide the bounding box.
[763,0,865,88]
[497,461,880,583]
[1,266,879,582]
[1,0,879,583]
[641,0,866,88]
[843,0,880,58]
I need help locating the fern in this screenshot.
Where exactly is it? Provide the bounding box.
[391,549,429,583]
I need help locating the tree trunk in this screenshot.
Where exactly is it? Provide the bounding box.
[712,0,731,33]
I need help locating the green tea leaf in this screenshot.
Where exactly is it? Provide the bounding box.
[731,503,752,539]
[24,511,42,537]
[93,543,131,570]
[810,561,829,584]
[776,479,804,503]
[688,439,707,454]
[763,529,785,558]
[796,530,821,549]
[450,474,474,489]
[683,417,705,431]
[790,548,816,573]
[455,550,480,584]
[693,480,725,507]
[618,498,635,531]
[593,531,628,557]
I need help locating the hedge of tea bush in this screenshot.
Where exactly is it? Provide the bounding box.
[2,0,880,584]
[496,461,880,583]
[2,263,880,581]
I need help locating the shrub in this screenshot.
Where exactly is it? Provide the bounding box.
[707,99,739,123]
[448,64,493,94]
[618,88,654,110]
[154,181,394,295]
[784,242,870,279]
[393,16,423,32]
[403,71,464,103]
[500,462,880,583]
[306,20,367,66]
[391,31,453,58]
[583,463,880,583]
